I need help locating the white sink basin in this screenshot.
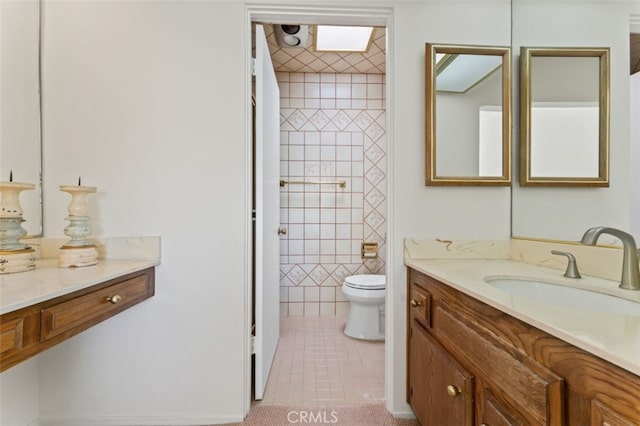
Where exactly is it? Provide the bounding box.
[484,277,640,316]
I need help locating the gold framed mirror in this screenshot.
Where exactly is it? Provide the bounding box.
[519,47,610,187]
[425,43,512,186]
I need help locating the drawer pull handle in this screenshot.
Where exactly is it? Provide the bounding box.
[446,385,460,397]
[107,294,122,304]
[410,299,422,308]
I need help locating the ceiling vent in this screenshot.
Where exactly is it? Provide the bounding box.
[274,24,309,48]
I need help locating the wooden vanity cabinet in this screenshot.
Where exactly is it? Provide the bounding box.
[0,267,154,372]
[407,267,640,426]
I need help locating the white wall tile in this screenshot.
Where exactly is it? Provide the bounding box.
[320,240,335,255]
[336,99,351,109]
[305,132,320,145]
[352,83,366,99]
[320,224,335,239]
[321,146,335,161]
[278,72,386,317]
[304,240,319,256]
[305,208,320,223]
[336,224,351,239]
[305,145,320,160]
[305,83,320,98]
[289,287,304,302]
[305,224,320,239]
[304,302,320,317]
[289,303,304,316]
[289,239,304,255]
[320,302,335,316]
[320,208,335,223]
[320,286,336,302]
[305,192,320,207]
[290,82,304,98]
[288,224,304,239]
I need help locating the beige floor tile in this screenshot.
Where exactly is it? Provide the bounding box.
[260,316,385,406]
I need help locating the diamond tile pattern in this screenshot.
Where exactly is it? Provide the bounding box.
[278,70,387,316]
[265,25,386,75]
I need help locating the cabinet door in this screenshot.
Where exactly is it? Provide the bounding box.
[591,400,639,426]
[410,320,474,426]
[479,387,526,426]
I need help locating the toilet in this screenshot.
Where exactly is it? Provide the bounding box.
[341,274,386,341]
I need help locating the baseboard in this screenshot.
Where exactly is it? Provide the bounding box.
[38,415,243,426]
[391,409,417,420]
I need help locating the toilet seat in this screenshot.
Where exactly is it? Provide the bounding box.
[344,274,386,291]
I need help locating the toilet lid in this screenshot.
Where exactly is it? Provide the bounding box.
[344,274,386,290]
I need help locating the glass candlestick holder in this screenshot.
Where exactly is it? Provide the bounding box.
[58,184,98,268]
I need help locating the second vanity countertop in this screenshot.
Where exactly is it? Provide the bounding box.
[0,259,159,315]
[406,258,640,377]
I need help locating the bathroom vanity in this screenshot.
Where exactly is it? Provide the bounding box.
[406,261,640,425]
[0,260,156,372]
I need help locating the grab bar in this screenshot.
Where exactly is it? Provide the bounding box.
[279,179,346,189]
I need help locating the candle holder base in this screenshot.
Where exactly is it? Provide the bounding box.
[58,244,98,268]
[0,247,36,274]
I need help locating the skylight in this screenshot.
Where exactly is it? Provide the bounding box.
[315,25,374,53]
[435,54,502,93]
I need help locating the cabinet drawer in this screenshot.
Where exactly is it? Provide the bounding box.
[409,284,431,327]
[41,274,151,340]
[1,318,24,357]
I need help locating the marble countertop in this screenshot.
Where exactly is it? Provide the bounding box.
[0,259,159,315]
[406,258,640,377]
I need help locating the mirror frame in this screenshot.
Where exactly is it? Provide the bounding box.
[425,43,512,186]
[519,46,610,187]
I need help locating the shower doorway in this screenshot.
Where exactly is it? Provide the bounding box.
[247,4,395,415]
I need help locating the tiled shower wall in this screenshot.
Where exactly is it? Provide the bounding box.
[277,72,387,316]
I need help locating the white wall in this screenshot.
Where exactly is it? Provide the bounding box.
[511,0,640,241]
[631,15,640,240]
[0,358,39,426]
[38,1,248,424]
[1,0,636,425]
[631,71,640,239]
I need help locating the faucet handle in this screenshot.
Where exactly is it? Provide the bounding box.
[551,250,582,279]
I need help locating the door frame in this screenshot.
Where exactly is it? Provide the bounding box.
[244,4,396,416]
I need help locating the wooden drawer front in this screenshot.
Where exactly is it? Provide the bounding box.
[409,284,431,327]
[433,303,564,425]
[1,318,24,357]
[41,274,150,340]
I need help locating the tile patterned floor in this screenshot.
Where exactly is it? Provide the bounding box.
[258,316,385,406]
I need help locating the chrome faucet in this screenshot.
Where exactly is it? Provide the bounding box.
[580,227,640,290]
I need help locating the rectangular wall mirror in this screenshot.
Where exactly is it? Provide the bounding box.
[519,46,610,187]
[425,43,512,186]
[0,0,43,235]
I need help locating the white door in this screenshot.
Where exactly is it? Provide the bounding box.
[254,24,280,401]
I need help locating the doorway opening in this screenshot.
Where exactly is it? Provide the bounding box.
[247,5,394,415]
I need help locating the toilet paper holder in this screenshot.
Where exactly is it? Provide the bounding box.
[361,241,378,259]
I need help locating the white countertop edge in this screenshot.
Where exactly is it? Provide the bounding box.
[405,258,640,377]
[0,259,159,315]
